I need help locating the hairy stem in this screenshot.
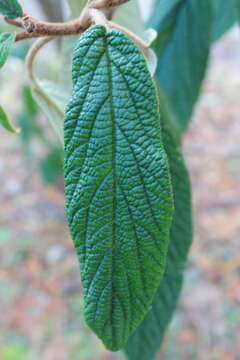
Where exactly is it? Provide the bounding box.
[4,16,23,28]
[15,16,86,41]
[6,0,147,57]
[6,0,131,41]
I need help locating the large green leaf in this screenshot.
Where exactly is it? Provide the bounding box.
[148,0,182,56]
[64,25,173,351]
[149,0,212,131]
[212,0,238,41]
[124,88,193,360]
[0,32,16,68]
[0,0,23,19]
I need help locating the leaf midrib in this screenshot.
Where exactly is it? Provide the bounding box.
[104,37,118,346]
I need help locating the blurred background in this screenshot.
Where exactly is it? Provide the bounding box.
[0,1,240,359]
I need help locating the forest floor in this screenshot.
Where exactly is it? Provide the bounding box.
[0,29,240,360]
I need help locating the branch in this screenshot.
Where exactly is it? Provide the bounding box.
[5,0,147,57]
[4,16,23,28]
[15,16,86,42]
[5,0,131,42]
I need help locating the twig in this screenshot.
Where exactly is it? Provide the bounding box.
[4,16,23,28]
[16,17,149,56]
[5,0,131,42]
[15,16,86,42]
[22,16,85,35]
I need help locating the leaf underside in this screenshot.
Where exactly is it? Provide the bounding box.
[0,0,23,19]
[64,25,173,351]
[124,88,193,360]
[0,32,16,68]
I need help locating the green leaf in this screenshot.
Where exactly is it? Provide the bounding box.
[149,0,212,131]
[64,25,173,351]
[212,0,237,41]
[17,86,41,144]
[148,0,182,56]
[23,86,38,117]
[0,106,19,133]
[0,0,23,19]
[124,87,193,360]
[0,32,16,68]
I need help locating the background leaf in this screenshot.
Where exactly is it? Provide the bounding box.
[234,0,240,21]
[39,147,63,185]
[124,87,193,360]
[149,0,212,131]
[17,85,44,144]
[0,0,23,19]
[212,0,238,41]
[0,32,16,68]
[64,25,173,351]
[0,106,19,133]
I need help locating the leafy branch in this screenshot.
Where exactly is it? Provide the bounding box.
[1,0,149,135]
[3,0,149,61]
[3,0,140,43]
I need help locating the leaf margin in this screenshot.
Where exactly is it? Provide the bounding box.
[0,32,16,68]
